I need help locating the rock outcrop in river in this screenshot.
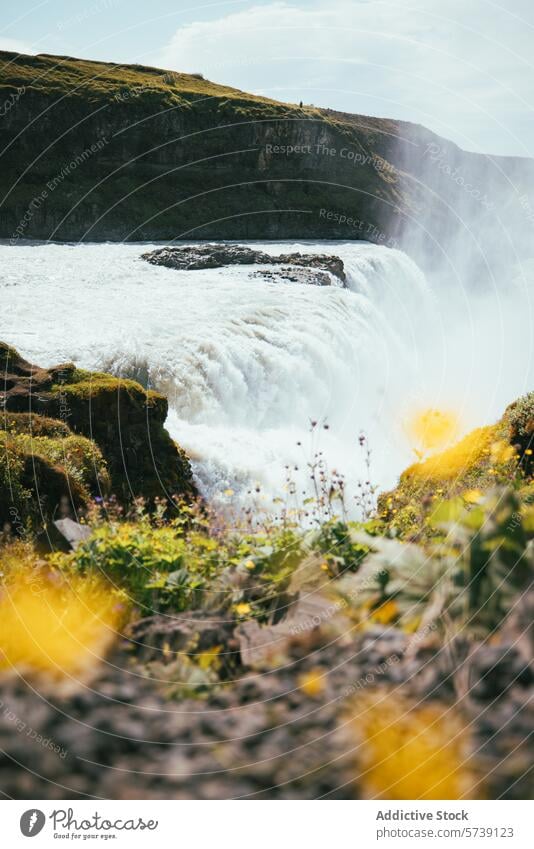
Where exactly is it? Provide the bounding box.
[142,244,346,284]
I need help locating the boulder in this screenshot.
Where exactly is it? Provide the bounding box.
[142,244,346,283]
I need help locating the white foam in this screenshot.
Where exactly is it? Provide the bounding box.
[1,240,532,515]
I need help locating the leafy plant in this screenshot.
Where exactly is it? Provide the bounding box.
[335,487,534,637]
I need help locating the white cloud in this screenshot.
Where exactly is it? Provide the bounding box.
[154,0,534,155]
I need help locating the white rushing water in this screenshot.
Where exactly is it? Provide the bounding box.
[1,240,534,516]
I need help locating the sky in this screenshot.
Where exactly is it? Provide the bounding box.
[1,0,534,156]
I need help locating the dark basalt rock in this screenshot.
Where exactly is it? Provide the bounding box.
[142,244,346,283]
[250,267,336,286]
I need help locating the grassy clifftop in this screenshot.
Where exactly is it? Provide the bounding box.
[0,50,405,244]
[2,49,530,266]
[0,51,289,111]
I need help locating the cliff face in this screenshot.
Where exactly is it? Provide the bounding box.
[0,51,533,271]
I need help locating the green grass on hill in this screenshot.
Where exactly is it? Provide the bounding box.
[0,50,317,119]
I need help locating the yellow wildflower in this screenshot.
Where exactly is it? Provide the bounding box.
[298,668,325,698]
[198,645,222,670]
[463,489,482,504]
[371,599,399,625]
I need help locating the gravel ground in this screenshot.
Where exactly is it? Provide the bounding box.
[0,608,532,800]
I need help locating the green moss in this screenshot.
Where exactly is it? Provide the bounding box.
[0,423,105,533]
[0,412,70,438]
[54,374,152,400]
[1,342,195,516]
[6,431,108,492]
[47,370,190,503]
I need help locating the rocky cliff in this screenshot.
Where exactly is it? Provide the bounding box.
[1,51,533,272]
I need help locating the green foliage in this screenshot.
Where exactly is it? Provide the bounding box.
[336,487,534,637]
[53,507,307,617]
[50,471,534,639]
[4,431,108,491]
[505,391,534,439]
[315,518,379,575]
[56,520,215,613]
[50,497,384,621]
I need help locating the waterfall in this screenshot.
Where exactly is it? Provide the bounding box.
[1,240,533,516]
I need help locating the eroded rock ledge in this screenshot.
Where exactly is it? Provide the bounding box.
[142,244,346,284]
[0,342,196,533]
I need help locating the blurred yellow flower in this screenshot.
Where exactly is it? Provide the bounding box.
[198,645,222,670]
[234,602,251,616]
[351,692,478,800]
[0,571,122,679]
[490,440,515,465]
[371,599,398,625]
[298,668,325,698]
[407,408,460,455]
[463,489,482,504]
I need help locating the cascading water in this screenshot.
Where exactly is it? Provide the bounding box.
[1,240,533,516]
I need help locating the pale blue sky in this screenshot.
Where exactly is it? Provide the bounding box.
[2,0,534,156]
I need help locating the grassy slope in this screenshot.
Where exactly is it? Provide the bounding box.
[0,51,326,121]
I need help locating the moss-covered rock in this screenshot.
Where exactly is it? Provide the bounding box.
[0,342,196,529]
[0,433,87,533]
